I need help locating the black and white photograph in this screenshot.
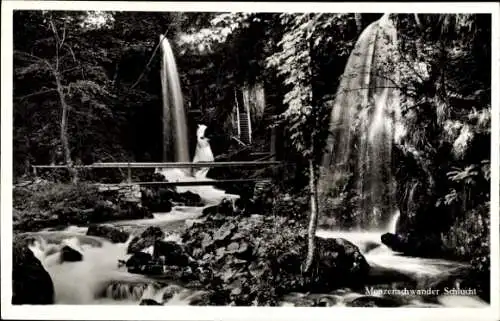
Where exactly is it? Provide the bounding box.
[1,1,499,320]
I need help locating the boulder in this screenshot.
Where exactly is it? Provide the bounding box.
[127,226,165,254]
[126,252,153,268]
[175,191,203,207]
[201,198,237,217]
[217,198,234,216]
[233,198,255,216]
[86,224,129,243]
[12,237,54,304]
[201,205,218,217]
[60,245,83,262]
[153,240,191,267]
[309,237,370,291]
[139,299,162,305]
[381,232,444,258]
[118,202,153,220]
[141,188,173,213]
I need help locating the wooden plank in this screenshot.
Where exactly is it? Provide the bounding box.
[32,161,282,169]
[97,178,271,187]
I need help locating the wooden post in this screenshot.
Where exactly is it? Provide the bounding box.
[127,163,132,183]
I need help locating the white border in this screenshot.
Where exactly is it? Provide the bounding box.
[1,1,499,321]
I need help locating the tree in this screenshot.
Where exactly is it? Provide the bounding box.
[13,11,120,178]
[266,13,353,272]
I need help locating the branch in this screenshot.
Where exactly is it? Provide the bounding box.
[60,25,66,49]
[63,43,77,63]
[48,18,60,71]
[129,29,170,90]
[14,50,44,63]
[14,50,55,73]
[16,88,58,101]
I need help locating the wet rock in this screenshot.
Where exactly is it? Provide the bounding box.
[347,295,402,307]
[86,224,129,243]
[91,200,117,220]
[141,188,173,213]
[139,299,162,305]
[201,205,218,217]
[12,236,54,304]
[60,245,83,262]
[176,191,203,207]
[153,240,191,267]
[126,252,153,268]
[162,284,183,301]
[217,198,234,216]
[233,198,255,216]
[310,237,370,291]
[126,252,164,275]
[201,198,245,217]
[118,202,153,220]
[127,226,165,254]
[381,232,444,257]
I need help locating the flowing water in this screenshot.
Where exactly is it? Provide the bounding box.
[25,208,486,307]
[321,14,403,229]
[160,35,190,163]
[20,24,487,307]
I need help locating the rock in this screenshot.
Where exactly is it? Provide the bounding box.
[139,299,162,305]
[118,202,153,220]
[217,198,234,216]
[234,198,254,216]
[60,245,83,262]
[162,285,183,301]
[126,252,155,274]
[12,237,54,304]
[310,237,370,291]
[201,198,243,217]
[126,252,153,268]
[176,191,203,207]
[201,205,218,217]
[141,188,173,213]
[347,295,402,307]
[127,226,165,254]
[86,224,129,243]
[92,200,118,222]
[153,240,191,267]
[381,232,444,257]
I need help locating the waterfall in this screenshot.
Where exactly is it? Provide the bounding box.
[321,14,401,229]
[160,35,190,163]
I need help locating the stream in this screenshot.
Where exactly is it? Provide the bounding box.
[23,171,488,308]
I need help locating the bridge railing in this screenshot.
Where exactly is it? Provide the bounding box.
[31,161,282,186]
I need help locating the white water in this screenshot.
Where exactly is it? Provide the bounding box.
[24,206,486,307]
[20,23,487,307]
[321,14,401,229]
[160,35,190,163]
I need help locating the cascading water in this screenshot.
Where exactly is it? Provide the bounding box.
[321,14,402,229]
[17,24,487,308]
[160,35,190,163]
[312,14,487,308]
[157,34,233,202]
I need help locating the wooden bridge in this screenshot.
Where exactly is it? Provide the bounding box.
[32,161,281,186]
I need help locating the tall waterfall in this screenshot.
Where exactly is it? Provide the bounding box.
[320,14,402,229]
[160,35,190,163]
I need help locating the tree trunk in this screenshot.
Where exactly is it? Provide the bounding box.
[304,157,319,272]
[54,72,78,183]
